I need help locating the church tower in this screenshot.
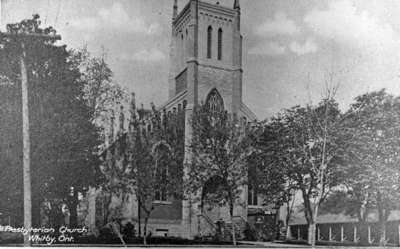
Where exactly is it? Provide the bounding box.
[159,0,256,239]
[168,0,243,115]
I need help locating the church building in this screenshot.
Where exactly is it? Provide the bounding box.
[86,0,264,240]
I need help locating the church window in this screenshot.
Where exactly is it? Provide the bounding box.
[218,28,223,60]
[248,183,258,206]
[207,26,213,58]
[181,34,185,64]
[248,164,259,206]
[183,100,187,109]
[154,144,170,202]
[206,89,224,113]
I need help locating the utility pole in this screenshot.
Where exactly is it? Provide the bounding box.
[0,31,60,246]
[20,40,31,247]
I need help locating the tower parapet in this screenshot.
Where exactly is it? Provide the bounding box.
[234,0,240,10]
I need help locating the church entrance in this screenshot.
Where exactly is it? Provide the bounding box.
[199,176,230,238]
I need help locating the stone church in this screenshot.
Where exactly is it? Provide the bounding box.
[85,0,267,240]
[161,0,257,238]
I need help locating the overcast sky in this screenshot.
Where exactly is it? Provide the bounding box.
[3,0,400,119]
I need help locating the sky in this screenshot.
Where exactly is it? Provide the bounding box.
[3,0,400,119]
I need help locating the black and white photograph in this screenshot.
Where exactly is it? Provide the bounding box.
[1,0,400,248]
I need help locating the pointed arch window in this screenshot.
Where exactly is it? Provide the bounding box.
[181,33,185,64]
[218,28,223,60]
[206,89,224,113]
[248,165,259,206]
[207,26,213,59]
[154,143,171,202]
[248,183,258,206]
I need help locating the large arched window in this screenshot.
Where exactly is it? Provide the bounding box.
[153,143,171,202]
[206,89,224,113]
[218,28,223,60]
[248,162,259,206]
[207,26,213,59]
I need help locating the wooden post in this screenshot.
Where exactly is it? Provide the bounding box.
[398,223,400,246]
[297,227,300,240]
[354,225,357,243]
[368,225,371,244]
[317,226,320,241]
[197,215,201,237]
[286,225,291,240]
[341,225,344,242]
[329,226,332,241]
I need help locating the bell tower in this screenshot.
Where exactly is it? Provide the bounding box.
[168,0,243,116]
[165,0,249,239]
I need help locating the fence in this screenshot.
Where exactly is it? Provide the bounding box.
[289,221,400,246]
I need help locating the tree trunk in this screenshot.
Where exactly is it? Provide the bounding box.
[102,193,112,226]
[274,207,280,240]
[356,220,366,244]
[301,189,316,246]
[229,203,236,246]
[377,192,387,246]
[67,190,78,227]
[378,220,386,246]
[143,216,149,245]
[285,197,295,240]
[308,222,316,246]
[138,199,141,237]
[355,208,368,244]
[311,200,320,247]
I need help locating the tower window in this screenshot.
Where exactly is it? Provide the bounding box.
[207,26,212,58]
[206,89,224,113]
[218,28,223,60]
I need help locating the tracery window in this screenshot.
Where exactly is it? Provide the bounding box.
[206,89,224,113]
